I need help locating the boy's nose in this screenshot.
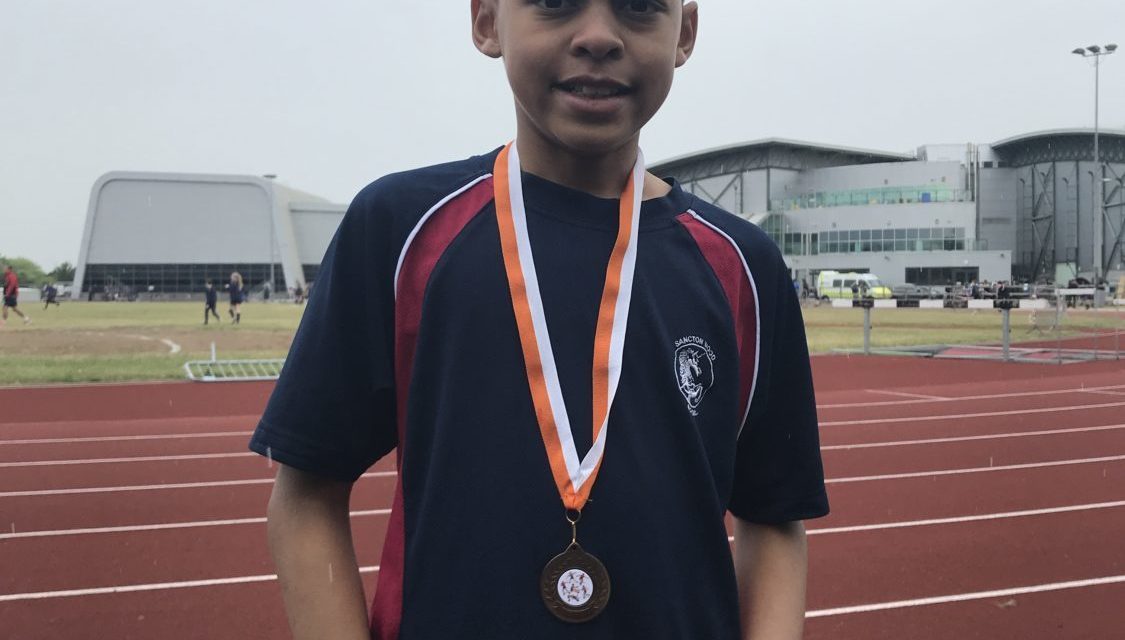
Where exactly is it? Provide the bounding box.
[569,7,624,61]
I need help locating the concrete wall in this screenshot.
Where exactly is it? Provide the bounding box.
[85,177,274,263]
[785,250,1012,286]
[744,169,769,213]
[795,160,965,193]
[978,168,1017,251]
[290,206,345,265]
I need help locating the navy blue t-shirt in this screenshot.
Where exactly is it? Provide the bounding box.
[249,149,828,640]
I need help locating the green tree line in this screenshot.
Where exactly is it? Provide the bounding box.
[0,256,76,287]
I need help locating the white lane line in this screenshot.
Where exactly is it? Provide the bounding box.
[807,501,1125,535]
[817,383,1125,409]
[1082,389,1125,398]
[0,452,257,468]
[724,501,1125,543]
[160,338,182,355]
[826,455,1125,484]
[804,575,1125,618]
[821,423,1125,450]
[0,509,392,540]
[821,400,1125,426]
[864,389,947,401]
[0,431,254,446]
[0,566,381,602]
[0,471,397,498]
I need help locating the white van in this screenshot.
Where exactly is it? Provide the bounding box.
[816,271,893,300]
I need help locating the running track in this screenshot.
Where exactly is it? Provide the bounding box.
[1,356,1123,639]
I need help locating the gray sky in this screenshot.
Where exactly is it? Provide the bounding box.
[3,0,1123,271]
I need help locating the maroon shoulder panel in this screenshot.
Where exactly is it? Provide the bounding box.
[371,177,494,640]
[675,212,759,429]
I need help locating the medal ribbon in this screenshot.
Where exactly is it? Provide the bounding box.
[494,142,644,511]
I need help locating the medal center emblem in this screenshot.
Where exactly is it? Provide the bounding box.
[556,569,594,606]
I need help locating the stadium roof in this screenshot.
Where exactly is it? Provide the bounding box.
[650,137,915,172]
[992,128,1125,149]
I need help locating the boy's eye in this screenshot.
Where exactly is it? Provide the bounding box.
[533,0,577,9]
[617,0,661,12]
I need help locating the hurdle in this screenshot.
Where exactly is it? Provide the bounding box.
[184,342,285,382]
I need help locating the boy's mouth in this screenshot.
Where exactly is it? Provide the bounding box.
[554,78,631,99]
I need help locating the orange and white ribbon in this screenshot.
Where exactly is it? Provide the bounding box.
[494,142,643,512]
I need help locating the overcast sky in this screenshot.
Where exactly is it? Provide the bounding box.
[3,0,1124,271]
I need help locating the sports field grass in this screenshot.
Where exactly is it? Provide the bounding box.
[0,302,305,385]
[0,300,1121,385]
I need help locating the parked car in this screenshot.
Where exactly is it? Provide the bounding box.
[891,283,943,300]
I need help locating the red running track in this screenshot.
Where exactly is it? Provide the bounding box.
[1,356,1123,639]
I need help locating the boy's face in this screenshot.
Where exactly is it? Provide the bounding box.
[472,0,697,158]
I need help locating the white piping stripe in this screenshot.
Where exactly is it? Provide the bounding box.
[821,423,1125,450]
[804,575,1125,618]
[0,509,393,540]
[817,383,1125,409]
[0,452,256,468]
[0,566,381,602]
[825,455,1125,483]
[0,431,254,446]
[685,210,761,440]
[0,471,397,498]
[393,174,492,298]
[821,400,1125,426]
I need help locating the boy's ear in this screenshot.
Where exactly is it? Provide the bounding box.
[471,0,502,59]
[675,1,699,67]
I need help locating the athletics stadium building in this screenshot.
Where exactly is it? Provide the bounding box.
[652,129,1125,287]
[74,172,345,299]
[74,129,1125,297]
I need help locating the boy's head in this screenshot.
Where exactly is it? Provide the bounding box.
[471,0,698,157]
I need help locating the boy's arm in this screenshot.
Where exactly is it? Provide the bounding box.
[267,464,370,640]
[732,517,808,640]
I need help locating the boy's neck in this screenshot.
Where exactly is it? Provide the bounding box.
[515,136,646,200]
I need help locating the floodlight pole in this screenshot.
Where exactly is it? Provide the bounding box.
[1072,44,1117,281]
[263,174,278,295]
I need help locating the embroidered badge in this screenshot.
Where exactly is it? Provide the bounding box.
[674,336,716,416]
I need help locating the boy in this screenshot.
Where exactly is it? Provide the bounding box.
[2,265,31,326]
[203,280,220,324]
[42,283,61,309]
[251,2,827,639]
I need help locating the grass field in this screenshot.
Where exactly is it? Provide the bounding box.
[0,300,1121,385]
[0,302,305,385]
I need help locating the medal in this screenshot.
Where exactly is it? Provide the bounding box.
[494,142,644,623]
[539,511,611,623]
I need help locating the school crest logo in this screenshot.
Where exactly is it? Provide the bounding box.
[674,336,716,416]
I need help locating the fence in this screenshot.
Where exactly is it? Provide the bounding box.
[828,290,1124,363]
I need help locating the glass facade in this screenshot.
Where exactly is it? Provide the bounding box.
[772,186,970,211]
[82,263,285,295]
[814,227,967,255]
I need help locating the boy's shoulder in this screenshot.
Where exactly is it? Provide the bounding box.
[678,195,788,287]
[348,149,499,227]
